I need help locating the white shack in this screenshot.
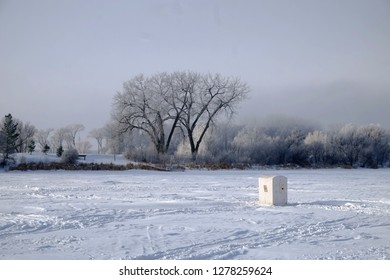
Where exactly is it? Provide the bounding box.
[259,175,288,206]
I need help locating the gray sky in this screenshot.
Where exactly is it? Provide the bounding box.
[1,0,390,134]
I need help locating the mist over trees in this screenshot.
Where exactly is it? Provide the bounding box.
[0,114,90,165]
[98,116,390,168]
[2,67,390,169]
[34,124,86,155]
[105,69,390,168]
[2,115,390,168]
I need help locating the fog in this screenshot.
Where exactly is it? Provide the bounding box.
[1,0,389,133]
[239,80,390,129]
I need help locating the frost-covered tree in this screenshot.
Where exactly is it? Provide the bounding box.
[357,124,390,168]
[35,128,53,151]
[64,124,85,148]
[88,127,105,154]
[232,125,264,163]
[304,130,328,166]
[325,124,390,168]
[51,128,68,151]
[76,140,92,154]
[103,121,124,160]
[16,120,37,153]
[198,122,242,163]
[113,73,177,156]
[283,129,307,165]
[123,129,157,162]
[113,71,249,161]
[232,124,284,165]
[176,72,249,160]
[334,124,365,167]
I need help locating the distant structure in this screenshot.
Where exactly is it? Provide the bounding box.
[259,175,288,206]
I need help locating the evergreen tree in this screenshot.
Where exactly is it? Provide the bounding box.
[56,145,64,157]
[42,144,50,155]
[27,139,36,154]
[1,114,19,160]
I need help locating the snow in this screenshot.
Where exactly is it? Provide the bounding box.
[0,168,389,260]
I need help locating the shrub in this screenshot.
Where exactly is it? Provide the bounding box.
[61,149,79,164]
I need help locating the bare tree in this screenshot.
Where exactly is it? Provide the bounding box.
[76,140,92,154]
[177,72,249,160]
[113,71,249,161]
[35,128,53,151]
[16,120,37,153]
[88,128,105,154]
[113,73,177,156]
[123,129,162,162]
[51,127,68,151]
[103,121,124,160]
[64,124,85,149]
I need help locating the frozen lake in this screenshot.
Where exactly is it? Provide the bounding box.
[0,168,389,259]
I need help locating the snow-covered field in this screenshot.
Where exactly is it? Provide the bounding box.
[0,168,389,260]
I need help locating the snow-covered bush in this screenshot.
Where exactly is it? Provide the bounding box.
[61,149,79,164]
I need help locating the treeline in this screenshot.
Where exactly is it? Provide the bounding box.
[2,113,390,169]
[108,72,390,168]
[2,71,390,169]
[117,118,390,169]
[198,121,390,168]
[0,113,88,164]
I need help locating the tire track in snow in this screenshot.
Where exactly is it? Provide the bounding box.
[131,228,258,260]
[130,215,363,260]
[0,213,84,238]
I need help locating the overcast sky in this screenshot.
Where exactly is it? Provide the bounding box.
[1,0,389,134]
